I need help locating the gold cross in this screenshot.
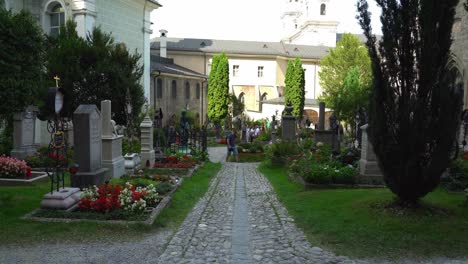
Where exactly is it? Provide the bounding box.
[53,75,60,87]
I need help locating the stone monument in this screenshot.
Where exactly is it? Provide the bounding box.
[72,105,108,189]
[101,100,125,178]
[282,102,296,140]
[314,102,340,153]
[358,124,384,184]
[10,106,37,160]
[140,104,155,167]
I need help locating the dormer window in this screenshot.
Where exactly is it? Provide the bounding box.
[320,3,326,15]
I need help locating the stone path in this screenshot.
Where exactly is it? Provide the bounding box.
[156,147,363,264]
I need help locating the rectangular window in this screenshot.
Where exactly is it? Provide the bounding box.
[258,66,264,78]
[233,65,239,77]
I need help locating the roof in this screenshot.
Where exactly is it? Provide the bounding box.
[151,55,206,79]
[262,97,321,107]
[151,38,329,59]
[146,0,162,7]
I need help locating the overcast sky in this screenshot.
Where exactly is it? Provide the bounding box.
[150,0,382,41]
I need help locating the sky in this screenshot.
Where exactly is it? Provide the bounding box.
[150,0,383,41]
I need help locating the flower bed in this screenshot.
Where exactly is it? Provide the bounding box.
[0,171,48,186]
[0,156,32,179]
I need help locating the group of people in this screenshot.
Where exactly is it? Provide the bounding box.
[246,126,261,143]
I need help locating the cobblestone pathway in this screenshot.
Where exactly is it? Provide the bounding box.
[157,147,364,264]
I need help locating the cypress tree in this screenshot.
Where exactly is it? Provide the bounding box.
[207,53,230,123]
[284,57,305,118]
[357,0,463,204]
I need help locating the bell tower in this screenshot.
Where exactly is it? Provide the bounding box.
[281,0,339,47]
[280,0,306,41]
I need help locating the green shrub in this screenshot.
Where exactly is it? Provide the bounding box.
[265,140,298,166]
[299,138,315,152]
[0,118,13,156]
[256,131,271,142]
[441,158,468,191]
[303,163,333,184]
[333,165,358,184]
[122,138,141,154]
[24,146,74,168]
[153,128,167,148]
[156,182,174,195]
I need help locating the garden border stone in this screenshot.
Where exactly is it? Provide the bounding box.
[0,171,48,186]
[22,177,185,225]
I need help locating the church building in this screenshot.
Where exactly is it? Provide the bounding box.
[150,0,339,125]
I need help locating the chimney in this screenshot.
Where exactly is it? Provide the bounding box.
[159,29,168,58]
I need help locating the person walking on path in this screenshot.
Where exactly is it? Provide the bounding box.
[226,130,239,162]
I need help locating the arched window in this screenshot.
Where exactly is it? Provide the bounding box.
[156,78,163,99]
[48,2,65,37]
[238,93,245,105]
[171,80,177,99]
[260,93,268,112]
[320,3,326,16]
[185,81,190,99]
[196,83,201,99]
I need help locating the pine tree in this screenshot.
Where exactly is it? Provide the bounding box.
[357,0,463,204]
[284,57,305,118]
[0,9,46,118]
[47,22,144,125]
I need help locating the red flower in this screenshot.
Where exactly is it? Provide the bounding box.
[26,167,31,178]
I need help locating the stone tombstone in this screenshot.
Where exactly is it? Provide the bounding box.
[72,105,108,189]
[358,124,383,184]
[318,102,325,130]
[140,106,155,167]
[11,106,37,160]
[101,100,125,179]
[282,102,296,140]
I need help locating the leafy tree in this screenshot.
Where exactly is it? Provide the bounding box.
[357,0,463,204]
[0,9,46,118]
[319,33,372,127]
[333,67,370,136]
[284,57,305,118]
[47,21,144,125]
[207,53,230,123]
[230,94,245,117]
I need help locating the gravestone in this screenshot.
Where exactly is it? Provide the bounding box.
[314,102,340,153]
[282,102,296,140]
[10,106,37,160]
[358,124,383,184]
[140,105,155,167]
[101,100,125,178]
[72,105,108,189]
[318,102,325,130]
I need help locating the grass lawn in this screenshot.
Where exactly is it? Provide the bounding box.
[258,162,468,260]
[0,162,221,245]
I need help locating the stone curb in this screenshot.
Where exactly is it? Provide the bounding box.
[22,176,186,226]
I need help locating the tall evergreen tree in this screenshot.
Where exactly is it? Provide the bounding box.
[357,0,463,204]
[207,53,230,123]
[47,21,144,125]
[284,57,305,118]
[0,9,46,118]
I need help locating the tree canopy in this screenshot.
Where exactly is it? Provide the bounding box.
[0,8,46,118]
[357,0,462,203]
[284,57,305,119]
[318,33,372,126]
[207,53,230,123]
[47,21,144,125]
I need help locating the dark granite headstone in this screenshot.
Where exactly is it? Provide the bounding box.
[72,105,108,189]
